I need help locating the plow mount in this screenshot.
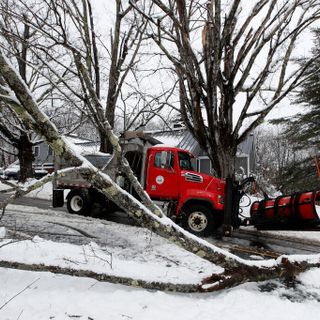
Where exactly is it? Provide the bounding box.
[225,177,320,233]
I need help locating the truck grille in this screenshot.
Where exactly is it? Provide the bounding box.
[185,172,203,183]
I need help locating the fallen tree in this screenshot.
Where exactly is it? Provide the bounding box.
[0,255,319,293]
[0,260,199,293]
[1,48,320,292]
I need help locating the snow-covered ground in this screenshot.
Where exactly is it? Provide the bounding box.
[1,267,320,320]
[1,181,320,319]
[0,230,219,286]
[0,179,53,200]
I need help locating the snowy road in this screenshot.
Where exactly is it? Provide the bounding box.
[0,192,64,211]
[1,205,320,320]
[0,204,220,287]
[0,204,141,250]
[0,204,220,272]
[1,201,320,261]
[1,182,320,258]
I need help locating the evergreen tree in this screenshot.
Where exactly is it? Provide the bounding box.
[273,29,320,192]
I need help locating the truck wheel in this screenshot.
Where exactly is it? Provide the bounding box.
[67,189,91,215]
[182,205,214,237]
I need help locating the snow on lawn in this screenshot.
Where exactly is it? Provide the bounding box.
[27,181,54,200]
[1,182,320,318]
[0,234,220,285]
[0,180,53,200]
[0,267,320,320]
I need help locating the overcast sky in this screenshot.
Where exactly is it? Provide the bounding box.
[89,0,317,127]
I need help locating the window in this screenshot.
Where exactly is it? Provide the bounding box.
[235,156,249,175]
[178,152,194,170]
[34,146,40,157]
[154,151,174,169]
[154,152,162,168]
[197,157,211,175]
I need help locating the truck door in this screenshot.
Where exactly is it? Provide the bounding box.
[145,150,180,200]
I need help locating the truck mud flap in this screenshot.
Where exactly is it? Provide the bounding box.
[53,189,64,207]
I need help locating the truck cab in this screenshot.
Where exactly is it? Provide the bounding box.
[144,146,225,235]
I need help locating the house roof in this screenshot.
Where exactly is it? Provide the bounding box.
[145,128,185,148]
[66,135,94,145]
[147,128,254,157]
[177,130,201,155]
[65,135,100,155]
[145,128,200,154]
[64,130,254,157]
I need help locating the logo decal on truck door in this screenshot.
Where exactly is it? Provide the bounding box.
[156,175,164,185]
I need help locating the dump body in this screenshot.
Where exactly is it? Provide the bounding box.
[55,153,112,189]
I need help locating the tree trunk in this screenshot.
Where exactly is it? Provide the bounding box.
[0,260,200,293]
[218,145,236,179]
[17,134,34,182]
[99,129,110,153]
[100,96,116,153]
[208,127,236,179]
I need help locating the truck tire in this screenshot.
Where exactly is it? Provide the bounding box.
[182,204,214,237]
[66,189,91,215]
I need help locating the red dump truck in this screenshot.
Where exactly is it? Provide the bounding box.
[53,134,320,236]
[53,141,228,236]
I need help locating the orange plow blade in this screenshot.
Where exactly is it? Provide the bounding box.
[250,191,320,230]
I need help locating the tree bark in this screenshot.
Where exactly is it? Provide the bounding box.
[0,260,199,293]
[98,129,110,154]
[17,133,34,182]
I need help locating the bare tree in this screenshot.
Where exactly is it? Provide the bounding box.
[131,0,320,178]
[255,126,297,194]
[0,0,87,180]
[118,81,179,131]
[15,0,154,153]
[0,2,38,180]
[2,41,320,291]
[0,0,176,158]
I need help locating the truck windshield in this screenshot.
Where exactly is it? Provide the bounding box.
[178,152,194,171]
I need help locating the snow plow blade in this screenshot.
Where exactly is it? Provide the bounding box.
[250,191,320,230]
